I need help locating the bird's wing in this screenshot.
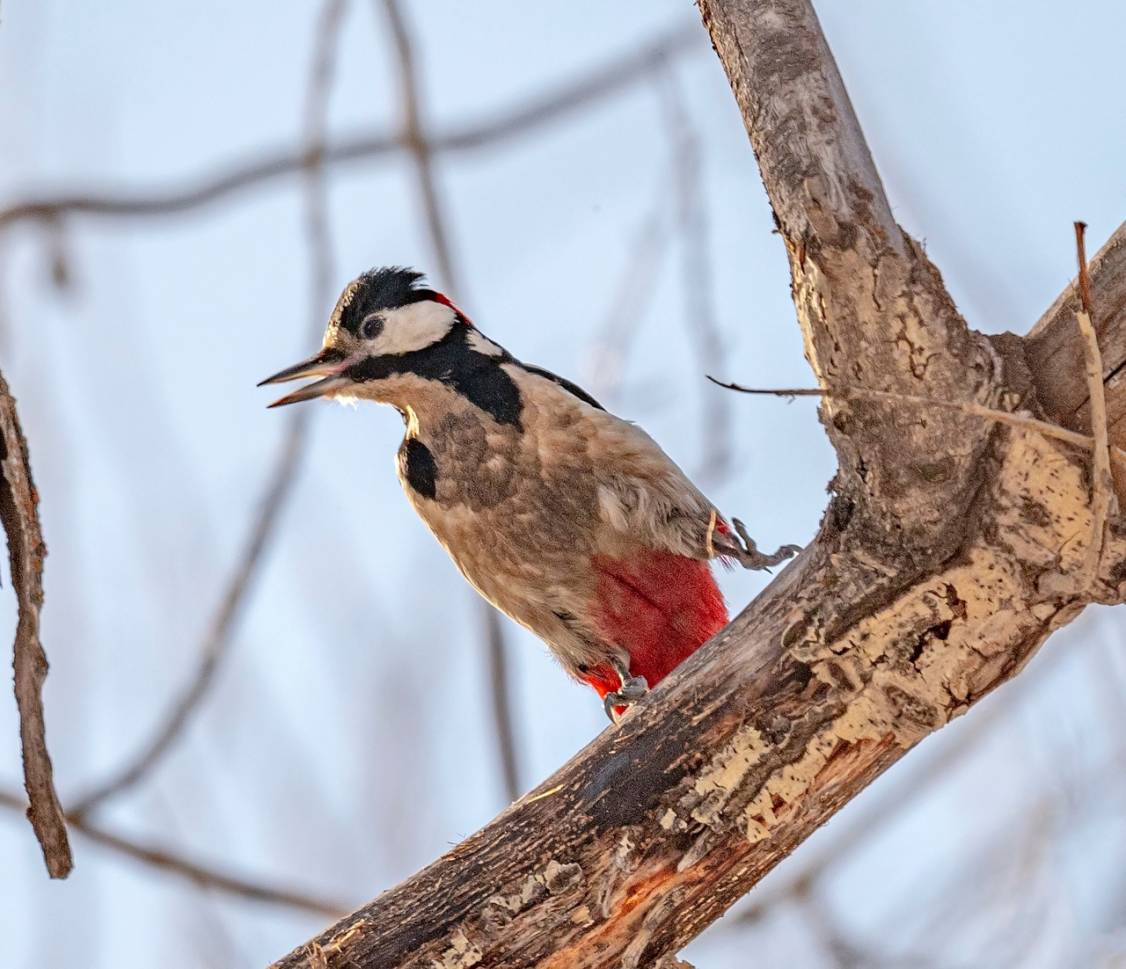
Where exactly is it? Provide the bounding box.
[507,362,737,562]
[585,411,724,561]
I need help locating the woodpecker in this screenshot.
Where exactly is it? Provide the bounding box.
[260,268,798,719]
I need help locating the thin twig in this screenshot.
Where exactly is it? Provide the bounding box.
[707,378,1126,474]
[656,65,731,485]
[1075,222,1095,317]
[69,0,349,818]
[0,372,72,877]
[1074,220,1115,588]
[0,24,698,230]
[379,0,521,804]
[0,789,348,918]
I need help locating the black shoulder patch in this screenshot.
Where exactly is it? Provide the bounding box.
[399,438,438,499]
[520,364,605,411]
[453,365,523,426]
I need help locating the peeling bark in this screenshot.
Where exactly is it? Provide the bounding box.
[271,2,1126,966]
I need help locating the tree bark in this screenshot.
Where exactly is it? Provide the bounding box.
[1,371,72,878]
[272,2,1126,966]
[1027,226,1126,496]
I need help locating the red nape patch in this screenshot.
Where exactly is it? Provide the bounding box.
[590,550,729,695]
[432,291,474,326]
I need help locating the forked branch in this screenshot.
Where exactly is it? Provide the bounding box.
[272,2,1126,966]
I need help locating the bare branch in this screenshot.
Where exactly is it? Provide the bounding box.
[0,371,72,877]
[698,0,997,553]
[704,379,1126,474]
[379,0,457,288]
[0,789,347,918]
[1073,221,1116,587]
[69,0,348,817]
[1075,222,1095,318]
[697,1,898,249]
[379,0,521,805]
[585,184,672,402]
[484,609,522,804]
[0,23,698,231]
[730,637,1069,927]
[70,422,308,815]
[655,66,732,485]
[1026,220,1126,504]
[1027,222,1126,425]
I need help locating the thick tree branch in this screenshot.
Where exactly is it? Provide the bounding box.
[273,403,1126,967]
[271,2,1126,966]
[698,0,999,555]
[730,638,1057,926]
[0,371,72,877]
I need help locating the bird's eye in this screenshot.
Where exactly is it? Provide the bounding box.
[360,315,384,339]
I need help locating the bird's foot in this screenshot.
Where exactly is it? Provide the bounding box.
[725,518,801,572]
[604,660,649,722]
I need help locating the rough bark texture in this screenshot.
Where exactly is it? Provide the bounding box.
[1,371,72,878]
[272,2,1126,966]
[1027,225,1126,497]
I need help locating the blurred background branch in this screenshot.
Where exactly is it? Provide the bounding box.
[0,23,698,230]
[378,0,521,804]
[0,788,349,918]
[68,0,352,820]
[653,64,731,486]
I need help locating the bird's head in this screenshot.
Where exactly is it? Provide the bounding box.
[259,266,489,409]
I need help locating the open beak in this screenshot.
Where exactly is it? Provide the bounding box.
[258,348,351,408]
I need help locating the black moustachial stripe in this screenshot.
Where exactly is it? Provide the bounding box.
[346,325,524,427]
[400,438,438,499]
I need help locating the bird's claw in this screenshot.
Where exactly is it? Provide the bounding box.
[604,664,649,722]
[728,518,801,572]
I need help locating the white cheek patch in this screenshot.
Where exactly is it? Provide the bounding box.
[373,300,456,355]
[466,330,504,358]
